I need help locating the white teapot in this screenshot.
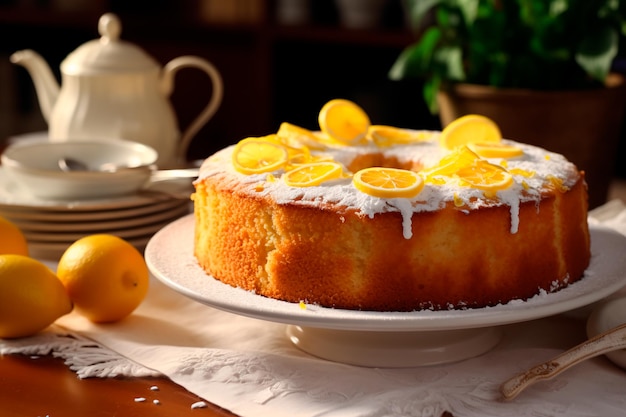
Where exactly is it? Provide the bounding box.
[10,13,223,168]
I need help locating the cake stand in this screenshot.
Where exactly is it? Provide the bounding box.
[145,215,626,367]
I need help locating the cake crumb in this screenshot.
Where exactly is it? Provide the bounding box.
[153,399,161,405]
[150,385,160,391]
[191,401,208,409]
[134,397,146,402]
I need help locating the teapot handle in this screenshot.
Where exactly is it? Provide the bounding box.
[162,56,224,164]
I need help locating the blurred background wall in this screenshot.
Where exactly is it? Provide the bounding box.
[0,0,439,162]
[1,0,625,185]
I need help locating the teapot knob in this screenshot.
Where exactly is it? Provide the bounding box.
[98,13,122,43]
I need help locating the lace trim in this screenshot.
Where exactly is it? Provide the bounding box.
[0,326,160,379]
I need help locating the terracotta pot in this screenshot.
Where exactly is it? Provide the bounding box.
[437,74,626,209]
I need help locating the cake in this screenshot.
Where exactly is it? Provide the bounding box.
[193,100,590,311]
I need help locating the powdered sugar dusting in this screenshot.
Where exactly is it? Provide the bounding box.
[197,134,580,238]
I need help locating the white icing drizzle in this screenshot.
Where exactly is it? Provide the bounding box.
[388,199,415,239]
[197,132,580,239]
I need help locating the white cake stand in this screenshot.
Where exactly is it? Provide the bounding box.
[145,215,626,367]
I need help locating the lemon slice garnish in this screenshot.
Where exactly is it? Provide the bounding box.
[318,99,371,145]
[440,114,501,150]
[467,142,523,158]
[232,139,289,175]
[368,125,430,147]
[277,122,331,150]
[353,167,424,198]
[283,162,344,187]
[421,146,480,180]
[456,160,514,191]
[282,143,313,170]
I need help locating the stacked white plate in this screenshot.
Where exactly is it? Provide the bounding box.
[0,167,192,260]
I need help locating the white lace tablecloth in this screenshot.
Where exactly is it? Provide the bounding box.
[2,200,626,417]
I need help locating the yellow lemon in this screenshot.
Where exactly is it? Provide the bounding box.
[0,216,28,256]
[232,138,289,175]
[283,162,344,187]
[318,99,371,144]
[57,234,149,323]
[440,114,501,150]
[467,142,524,158]
[368,125,430,147]
[456,160,514,192]
[353,167,424,198]
[0,255,72,339]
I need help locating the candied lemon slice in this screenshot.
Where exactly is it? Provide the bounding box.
[545,175,569,192]
[509,168,535,178]
[318,99,371,145]
[353,167,424,198]
[232,139,289,174]
[282,143,313,170]
[368,125,430,147]
[467,142,523,158]
[277,122,331,150]
[283,162,344,187]
[456,160,514,191]
[440,114,501,150]
[421,146,480,179]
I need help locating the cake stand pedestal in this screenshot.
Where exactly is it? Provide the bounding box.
[287,325,502,367]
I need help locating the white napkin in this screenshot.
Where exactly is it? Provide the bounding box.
[588,199,626,235]
[3,199,626,417]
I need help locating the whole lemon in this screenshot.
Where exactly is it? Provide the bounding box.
[0,216,28,256]
[0,255,73,339]
[57,234,149,323]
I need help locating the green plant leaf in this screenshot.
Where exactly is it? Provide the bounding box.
[406,0,442,31]
[390,0,626,114]
[389,27,442,79]
[423,75,442,114]
[434,46,465,81]
[576,26,619,81]
[456,0,479,26]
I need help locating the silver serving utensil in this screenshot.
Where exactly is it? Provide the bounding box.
[59,157,150,173]
[59,156,198,181]
[58,157,89,172]
[500,322,626,401]
[59,157,133,173]
[149,167,199,182]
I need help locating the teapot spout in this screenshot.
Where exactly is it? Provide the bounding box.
[10,49,60,124]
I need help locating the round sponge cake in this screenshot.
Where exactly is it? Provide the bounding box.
[192,123,590,311]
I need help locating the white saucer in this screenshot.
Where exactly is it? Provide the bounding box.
[21,203,189,239]
[0,198,186,222]
[146,215,626,367]
[30,235,152,261]
[11,202,189,232]
[587,296,626,370]
[0,167,189,211]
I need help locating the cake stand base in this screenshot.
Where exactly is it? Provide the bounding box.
[286,325,503,367]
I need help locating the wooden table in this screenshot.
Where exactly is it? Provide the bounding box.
[0,353,237,416]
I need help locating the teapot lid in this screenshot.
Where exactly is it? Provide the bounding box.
[61,13,159,75]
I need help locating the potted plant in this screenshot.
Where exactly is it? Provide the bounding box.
[389,0,626,208]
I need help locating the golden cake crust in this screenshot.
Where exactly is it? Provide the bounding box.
[193,146,590,311]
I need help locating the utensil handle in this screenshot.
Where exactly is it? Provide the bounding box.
[500,322,626,401]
